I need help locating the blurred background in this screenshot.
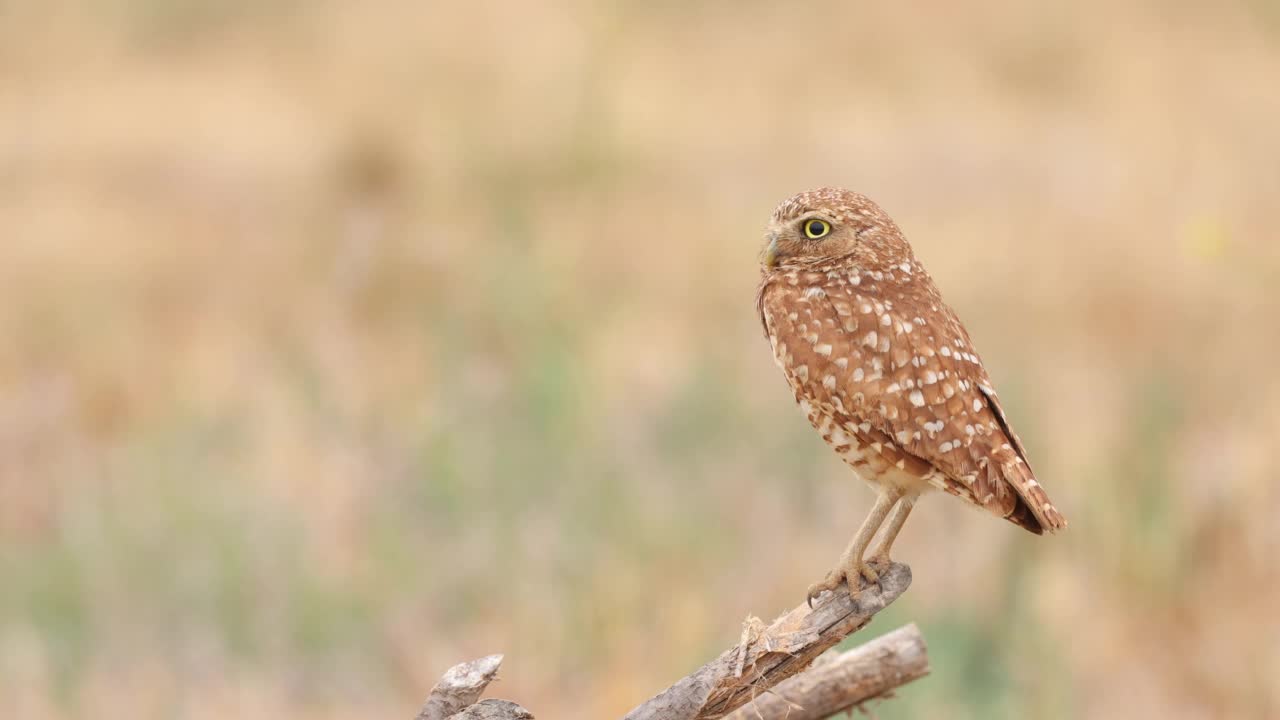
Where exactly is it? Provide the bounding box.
[2,1,1279,718]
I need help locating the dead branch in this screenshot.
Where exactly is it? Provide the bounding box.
[622,562,913,720]
[723,622,929,720]
[447,700,534,720]
[415,563,926,720]
[416,654,532,720]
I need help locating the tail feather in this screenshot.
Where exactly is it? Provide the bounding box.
[1003,461,1068,534]
[977,385,1067,534]
[1005,496,1045,535]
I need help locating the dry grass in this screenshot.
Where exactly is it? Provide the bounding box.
[2,1,1279,718]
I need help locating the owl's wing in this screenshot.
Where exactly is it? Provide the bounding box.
[760,272,1066,533]
[877,300,1067,533]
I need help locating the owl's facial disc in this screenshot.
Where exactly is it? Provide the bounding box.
[762,214,840,269]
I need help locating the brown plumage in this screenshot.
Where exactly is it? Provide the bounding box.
[756,187,1066,604]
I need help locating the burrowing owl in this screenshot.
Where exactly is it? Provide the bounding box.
[757,187,1066,604]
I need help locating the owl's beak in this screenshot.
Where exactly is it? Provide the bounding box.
[763,232,780,269]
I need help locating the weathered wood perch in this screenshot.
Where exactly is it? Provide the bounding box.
[623,562,915,719]
[415,654,533,720]
[415,562,925,719]
[722,622,929,720]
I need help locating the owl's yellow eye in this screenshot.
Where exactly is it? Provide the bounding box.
[803,219,831,239]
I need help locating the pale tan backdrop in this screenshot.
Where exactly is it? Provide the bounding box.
[2,2,1278,718]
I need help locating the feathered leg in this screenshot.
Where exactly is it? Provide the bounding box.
[867,495,915,568]
[806,488,902,606]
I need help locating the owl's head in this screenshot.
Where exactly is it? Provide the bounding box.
[761,187,911,272]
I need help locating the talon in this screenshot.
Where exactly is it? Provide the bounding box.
[840,561,881,599]
[805,570,845,607]
[859,564,879,584]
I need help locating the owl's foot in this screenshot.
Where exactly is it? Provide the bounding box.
[866,551,894,573]
[805,561,880,608]
[805,573,840,608]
